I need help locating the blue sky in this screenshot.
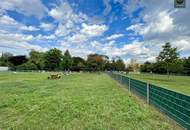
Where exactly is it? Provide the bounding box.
[0,0,190,64]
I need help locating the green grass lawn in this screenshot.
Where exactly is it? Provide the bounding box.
[125,73,190,95]
[0,72,182,130]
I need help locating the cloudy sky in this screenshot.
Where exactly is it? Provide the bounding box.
[0,0,189,64]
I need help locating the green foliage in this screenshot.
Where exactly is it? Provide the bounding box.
[0,52,13,66]
[29,50,45,70]
[183,57,190,75]
[141,42,186,75]
[71,57,86,71]
[61,50,73,70]
[140,62,152,72]
[87,54,105,71]
[16,61,38,71]
[44,48,62,71]
[157,42,179,75]
[115,58,125,71]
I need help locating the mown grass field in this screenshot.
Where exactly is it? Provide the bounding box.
[0,72,182,130]
[125,73,190,95]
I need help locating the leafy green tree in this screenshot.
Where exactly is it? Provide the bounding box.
[0,52,13,66]
[71,57,86,71]
[29,50,45,70]
[44,48,62,71]
[183,57,190,75]
[87,54,105,71]
[140,61,152,72]
[115,58,125,71]
[61,50,73,70]
[157,42,179,76]
[110,59,117,71]
[104,61,112,71]
[152,62,167,74]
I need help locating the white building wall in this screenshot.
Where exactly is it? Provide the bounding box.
[0,66,9,71]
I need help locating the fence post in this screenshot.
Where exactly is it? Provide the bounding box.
[120,75,122,84]
[147,83,149,104]
[128,78,131,92]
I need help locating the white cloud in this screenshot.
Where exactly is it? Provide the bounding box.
[0,0,47,19]
[0,15,16,25]
[0,32,46,54]
[55,20,75,37]
[21,26,39,31]
[127,10,174,40]
[67,34,87,44]
[81,23,108,37]
[124,0,190,61]
[37,34,56,40]
[49,1,87,23]
[40,23,55,31]
[106,33,124,40]
[67,23,108,44]
[0,15,39,32]
[50,1,89,38]
[172,37,190,53]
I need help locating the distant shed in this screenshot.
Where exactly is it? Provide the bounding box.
[0,66,9,71]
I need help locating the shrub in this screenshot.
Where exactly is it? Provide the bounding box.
[16,62,38,71]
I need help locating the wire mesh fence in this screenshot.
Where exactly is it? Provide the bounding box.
[107,72,190,130]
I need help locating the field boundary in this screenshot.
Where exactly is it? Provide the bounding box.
[107,72,190,130]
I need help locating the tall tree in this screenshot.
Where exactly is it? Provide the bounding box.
[183,57,190,75]
[0,52,13,66]
[87,54,105,71]
[71,57,86,71]
[61,50,72,70]
[29,50,44,70]
[157,42,179,76]
[115,58,125,71]
[44,48,62,71]
[140,61,152,72]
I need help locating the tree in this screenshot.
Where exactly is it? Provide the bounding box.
[140,61,152,72]
[115,58,125,71]
[152,62,167,74]
[16,61,38,71]
[87,54,105,71]
[110,59,117,71]
[157,42,179,76]
[8,55,28,66]
[71,57,86,71]
[61,50,73,71]
[104,61,112,71]
[183,57,190,75]
[0,52,13,66]
[44,48,62,71]
[29,50,44,70]
[127,59,140,72]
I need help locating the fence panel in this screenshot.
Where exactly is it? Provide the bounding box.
[149,84,190,129]
[107,72,190,130]
[130,78,147,100]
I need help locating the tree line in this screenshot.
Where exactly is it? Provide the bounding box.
[0,42,190,75]
[140,42,190,75]
[0,49,126,72]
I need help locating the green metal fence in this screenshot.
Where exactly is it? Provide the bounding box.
[107,72,190,130]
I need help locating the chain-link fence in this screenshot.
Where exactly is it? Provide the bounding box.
[107,72,190,130]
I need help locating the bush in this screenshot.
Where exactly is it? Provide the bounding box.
[16,62,38,71]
